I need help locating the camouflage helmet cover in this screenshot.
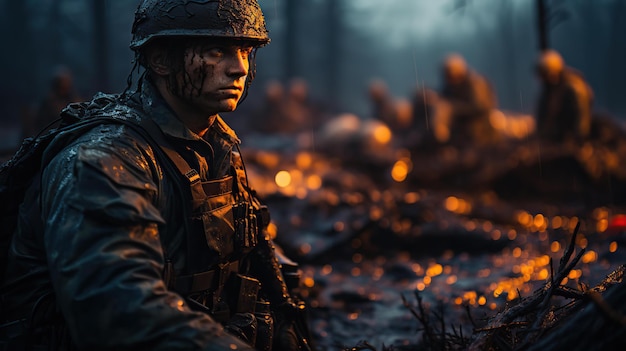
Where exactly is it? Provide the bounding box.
[130,0,270,50]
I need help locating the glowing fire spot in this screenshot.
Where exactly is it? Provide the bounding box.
[372,125,392,144]
[551,241,561,253]
[568,270,582,279]
[306,175,322,190]
[404,192,420,203]
[445,197,459,212]
[296,152,313,169]
[507,229,517,240]
[581,250,597,264]
[537,268,549,280]
[391,160,410,182]
[304,277,315,288]
[610,241,618,253]
[275,171,291,188]
[597,219,608,233]
[426,264,443,277]
[551,216,563,229]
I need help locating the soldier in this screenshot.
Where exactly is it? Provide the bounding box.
[368,79,398,128]
[438,53,498,147]
[251,79,286,133]
[0,1,310,350]
[535,49,594,144]
[25,66,81,138]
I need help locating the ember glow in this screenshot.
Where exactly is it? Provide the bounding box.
[236,119,626,348]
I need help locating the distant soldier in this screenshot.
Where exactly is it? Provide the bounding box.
[252,79,286,133]
[283,78,316,132]
[535,50,594,143]
[368,79,398,127]
[438,54,498,147]
[30,66,81,137]
[410,86,440,145]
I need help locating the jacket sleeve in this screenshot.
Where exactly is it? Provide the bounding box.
[40,127,253,351]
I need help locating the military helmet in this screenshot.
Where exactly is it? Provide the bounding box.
[130,0,270,50]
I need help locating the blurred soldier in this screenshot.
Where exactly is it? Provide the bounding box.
[410,86,440,145]
[0,0,311,350]
[252,79,286,133]
[254,78,322,135]
[283,78,315,133]
[368,79,398,127]
[535,49,594,143]
[28,66,81,137]
[438,53,498,147]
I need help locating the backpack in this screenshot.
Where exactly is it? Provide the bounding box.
[0,93,198,285]
[0,115,98,283]
[0,134,49,283]
[0,94,133,284]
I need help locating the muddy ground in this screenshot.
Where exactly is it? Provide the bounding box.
[240,130,626,350]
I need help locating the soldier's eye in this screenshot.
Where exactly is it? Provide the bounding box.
[206,47,224,58]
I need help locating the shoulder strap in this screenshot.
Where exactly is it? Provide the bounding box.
[132,118,210,205]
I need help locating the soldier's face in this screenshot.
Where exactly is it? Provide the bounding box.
[176,40,253,115]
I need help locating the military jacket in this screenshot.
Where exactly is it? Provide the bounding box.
[0,78,286,350]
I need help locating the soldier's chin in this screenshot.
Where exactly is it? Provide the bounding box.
[217,99,240,113]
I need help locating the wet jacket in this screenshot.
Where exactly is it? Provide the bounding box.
[0,78,290,350]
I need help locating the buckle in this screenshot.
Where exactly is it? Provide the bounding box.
[184,169,201,185]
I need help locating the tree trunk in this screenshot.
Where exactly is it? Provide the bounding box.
[536,0,548,51]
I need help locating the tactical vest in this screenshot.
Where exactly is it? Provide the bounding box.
[149,127,271,317]
[113,98,271,302]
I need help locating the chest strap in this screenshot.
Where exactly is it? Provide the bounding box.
[174,260,239,295]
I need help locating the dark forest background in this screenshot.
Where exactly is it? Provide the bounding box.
[0,0,625,137]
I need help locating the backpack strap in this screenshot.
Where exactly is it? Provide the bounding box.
[133,118,209,204]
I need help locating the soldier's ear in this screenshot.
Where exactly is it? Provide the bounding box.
[146,48,171,76]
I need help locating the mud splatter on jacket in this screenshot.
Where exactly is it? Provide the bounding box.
[0,78,290,350]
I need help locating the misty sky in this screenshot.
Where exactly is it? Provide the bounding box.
[348,0,489,46]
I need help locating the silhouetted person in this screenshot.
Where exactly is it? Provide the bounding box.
[283,78,315,132]
[30,66,81,137]
[368,79,398,127]
[439,54,498,147]
[535,50,593,144]
[252,79,286,133]
[410,87,440,145]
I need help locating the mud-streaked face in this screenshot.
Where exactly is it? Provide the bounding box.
[174,40,254,115]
